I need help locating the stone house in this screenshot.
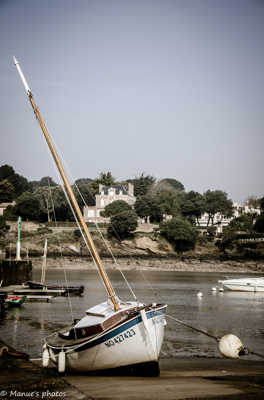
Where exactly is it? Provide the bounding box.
[83,183,136,223]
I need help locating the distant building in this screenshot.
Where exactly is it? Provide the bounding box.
[83,183,136,223]
[0,201,15,216]
[197,202,261,234]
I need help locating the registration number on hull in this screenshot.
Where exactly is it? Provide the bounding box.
[104,328,136,347]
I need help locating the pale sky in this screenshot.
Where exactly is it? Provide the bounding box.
[1,0,263,203]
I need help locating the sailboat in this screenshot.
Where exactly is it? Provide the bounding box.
[26,239,84,295]
[14,57,167,375]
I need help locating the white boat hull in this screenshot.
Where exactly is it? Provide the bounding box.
[219,277,264,292]
[47,305,167,372]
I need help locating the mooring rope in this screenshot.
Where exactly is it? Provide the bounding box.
[166,314,264,359]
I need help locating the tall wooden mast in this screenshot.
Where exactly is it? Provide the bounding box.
[13,57,119,311]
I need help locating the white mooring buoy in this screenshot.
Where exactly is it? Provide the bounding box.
[42,345,49,367]
[58,350,66,373]
[218,334,244,359]
[197,292,203,297]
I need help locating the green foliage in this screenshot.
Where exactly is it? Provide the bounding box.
[86,172,116,196]
[128,173,156,197]
[33,186,54,222]
[0,165,14,181]
[155,190,181,217]
[134,195,163,223]
[30,176,58,191]
[215,227,236,253]
[181,191,205,223]
[158,178,185,192]
[203,190,233,225]
[159,217,197,253]
[102,200,132,218]
[74,229,82,240]
[0,179,15,202]
[14,192,42,221]
[0,216,10,237]
[254,214,264,233]
[229,214,254,232]
[0,164,30,198]
[73,184,95,207]
[74,178,92,185]
[107,209,138,240]
[98,172,115,186]
[259,197,264,213]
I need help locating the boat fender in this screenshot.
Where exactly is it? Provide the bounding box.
[0,346,8,357]
[42,345,49,367]
[58,350,66,373]
[218,334,244,359]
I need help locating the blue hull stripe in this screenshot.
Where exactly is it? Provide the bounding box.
[50,306,166,353]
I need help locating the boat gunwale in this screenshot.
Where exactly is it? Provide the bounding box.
[46,303,167,352]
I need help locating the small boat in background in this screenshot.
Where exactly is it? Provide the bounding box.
[26,281,84,296]
[6,295,27,307]
[218,277,264,292]
[26,239,84,296]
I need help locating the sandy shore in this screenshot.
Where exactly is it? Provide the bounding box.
[31,256,264,274]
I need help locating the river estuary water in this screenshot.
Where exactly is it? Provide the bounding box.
[0,265,263,361]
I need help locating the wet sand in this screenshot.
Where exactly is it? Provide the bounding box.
[1,338,263,400]
[64,358,264,400]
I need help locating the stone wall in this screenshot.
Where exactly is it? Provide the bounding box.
[0,260,32,286]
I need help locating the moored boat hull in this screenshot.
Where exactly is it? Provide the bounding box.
[46,304,167,373]
[219,277,264,292]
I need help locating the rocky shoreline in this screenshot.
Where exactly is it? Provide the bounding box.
[31,255,264,274]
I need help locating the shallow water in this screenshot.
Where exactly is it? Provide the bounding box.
[0,266,263,360]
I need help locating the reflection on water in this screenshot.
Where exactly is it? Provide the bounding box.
[0,266,263,360]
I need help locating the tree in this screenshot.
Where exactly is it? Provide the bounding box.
[0,164,30,198]
[203,190,233,226]
[259,196,264,213]
[246,196,260,210]
[49,186,73,221]
[87,172,116,196]
[101,200,132,218]
[181,191,205,224]
[0,165,14,181]
[30,176,58,192]
[73,184,95,208]
[0,179,15,203]
[14,192,42,221]
[254,215,264,233]
[215,226,236,254]
[229,214,254,233]
[157,178,185,192]
[134,195,163,223]
[155,190,181,217]
[107,209,138,240]
[0,216,10,237]
[98,172,115,186]
[34,187,54,222]
[128,173,156,197]
[159,217,197,253]
[75,178,92,185]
